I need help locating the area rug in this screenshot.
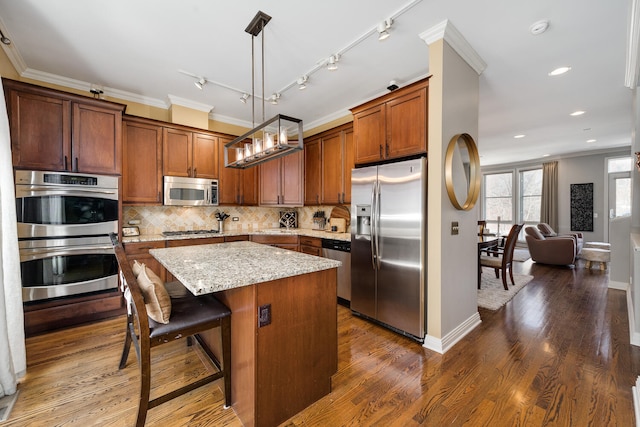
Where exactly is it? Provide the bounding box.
[512,248,531,262]
[478,273,534,310]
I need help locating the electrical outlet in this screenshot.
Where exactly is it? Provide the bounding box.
[258,304,271,327]
[451,221,459,235]
[232,217,239,221]
[128,220,141,225]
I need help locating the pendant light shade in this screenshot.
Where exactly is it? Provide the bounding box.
[225,11,303,169]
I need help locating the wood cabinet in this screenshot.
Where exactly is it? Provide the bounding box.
[218,137,258,205]
[251,234,299,251]
[304,123,354,206]
[351,78,428,165]
[259,151,303,207]
[299,236,322,256]
[4,78,125,175]
[122,117,163,204]
[304,137,321,206]
[321,125,354,204]
[123,240,167,282]
[163,128,218,178]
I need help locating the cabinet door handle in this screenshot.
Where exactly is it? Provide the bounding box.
[157,191,161,202]
[64,155,68,171]
[379,144,383,158]
[187,167,192,177]
[74,157,79,172]
[338,192,341,203]
[385,143,389,158]
[193,168,197,177]
[316,194,319,205]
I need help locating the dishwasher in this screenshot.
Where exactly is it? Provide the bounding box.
[321,238,351,306]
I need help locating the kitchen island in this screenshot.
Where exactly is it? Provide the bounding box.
[149,241,340,427]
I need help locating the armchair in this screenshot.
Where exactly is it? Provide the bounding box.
[537,222,583,253]
[525,226,577,266]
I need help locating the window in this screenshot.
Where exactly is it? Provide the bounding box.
[482,167,542,238]
[483,172,512,235]
[520,169,542,225]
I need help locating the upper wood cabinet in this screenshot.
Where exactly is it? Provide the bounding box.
[303,123,354,206]
[122,117,163,204]
[351,78,428,165]
[304,137,321,206]
[321,125,354,205]
[4,78,125,174]
[163,128,218,179]
[218,137,258,206]
[259,150,304,207]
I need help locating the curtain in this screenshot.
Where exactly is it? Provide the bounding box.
[540,161,559,231]
[0,78,26,397]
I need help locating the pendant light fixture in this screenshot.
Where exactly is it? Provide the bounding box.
[225,11,303,169]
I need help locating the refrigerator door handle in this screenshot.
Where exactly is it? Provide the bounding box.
[370,179,377,270]
[375,179,381,269]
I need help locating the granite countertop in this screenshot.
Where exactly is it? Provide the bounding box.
[149,241,341,295]
[122,228,350,244]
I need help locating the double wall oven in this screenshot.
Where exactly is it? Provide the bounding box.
[15,170,119,302]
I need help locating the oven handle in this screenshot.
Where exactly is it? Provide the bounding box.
[20,187,118,195]
[20,246,114,261]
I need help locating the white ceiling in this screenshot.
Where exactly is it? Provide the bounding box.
[0,0,633,166]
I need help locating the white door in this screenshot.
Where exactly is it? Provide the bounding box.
[607,171,631,239]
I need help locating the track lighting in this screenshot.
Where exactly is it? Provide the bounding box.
[327,55,339,71]
[377,19,393,41]
[297,75,308,90]
[240,93,249,103]
[194,78,206,90]
[270,93,281,105]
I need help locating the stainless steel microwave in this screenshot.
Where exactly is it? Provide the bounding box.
[163,176,218,206]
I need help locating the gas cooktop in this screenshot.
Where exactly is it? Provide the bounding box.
[162,229,219,236]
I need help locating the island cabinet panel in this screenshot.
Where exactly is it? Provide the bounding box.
[304,137,321,206]
[4,78,125,175]
[250,234,299,251]
[122,118,163,204]
[123,240,167,282]
[206,268,338,427]
[225,235,250,242]
[351,77,428,165]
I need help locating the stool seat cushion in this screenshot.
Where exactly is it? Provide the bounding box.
[149,292,231,339]
[583,242,611,250]
[580,247,611,262]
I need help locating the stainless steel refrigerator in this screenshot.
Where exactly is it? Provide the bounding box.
[350,157,427,340]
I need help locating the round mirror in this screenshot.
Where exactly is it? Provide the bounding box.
[445,133,481,210]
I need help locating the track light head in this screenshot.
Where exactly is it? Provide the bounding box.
[377,18,393,41]
[194,78,206,90]
[240,93,249,103]
[327,55,339,71]
[270,93,281,105]
[297,75,308,89]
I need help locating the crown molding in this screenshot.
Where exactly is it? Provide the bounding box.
[166,94,214,113]
[419,19,487,75]
[626,0,640,88]
[209,112,253,128]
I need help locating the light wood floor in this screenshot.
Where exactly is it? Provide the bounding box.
[3,259,639,426]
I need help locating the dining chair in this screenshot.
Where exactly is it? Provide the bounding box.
[477,220,487,241]
[479,223,524,290]
[109,233,231,427]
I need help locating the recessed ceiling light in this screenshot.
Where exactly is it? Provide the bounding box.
[542,154,550,157]
[570,110,585,116]
[530,20,550,35]
[548,66,571,76]
[586,139,596,143]
[514,134,525,139]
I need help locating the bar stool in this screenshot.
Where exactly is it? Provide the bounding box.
[110,234,231,426]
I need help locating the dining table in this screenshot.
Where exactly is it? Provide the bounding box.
[478,235,499,289]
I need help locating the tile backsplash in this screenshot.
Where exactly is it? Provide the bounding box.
[123,205,345,235]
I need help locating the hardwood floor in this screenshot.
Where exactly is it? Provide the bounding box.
[3,259,639,426]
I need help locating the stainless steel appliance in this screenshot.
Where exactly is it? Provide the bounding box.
[321,238,351,304]
[15,170,119,238]
[350,157,427,341]
[15,170,120,302]
[164,176,218,206]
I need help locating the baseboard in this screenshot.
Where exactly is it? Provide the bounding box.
[423,311,482,354]
[634,377,640,427]
[609,280,629,291]
[627,287,640,347]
